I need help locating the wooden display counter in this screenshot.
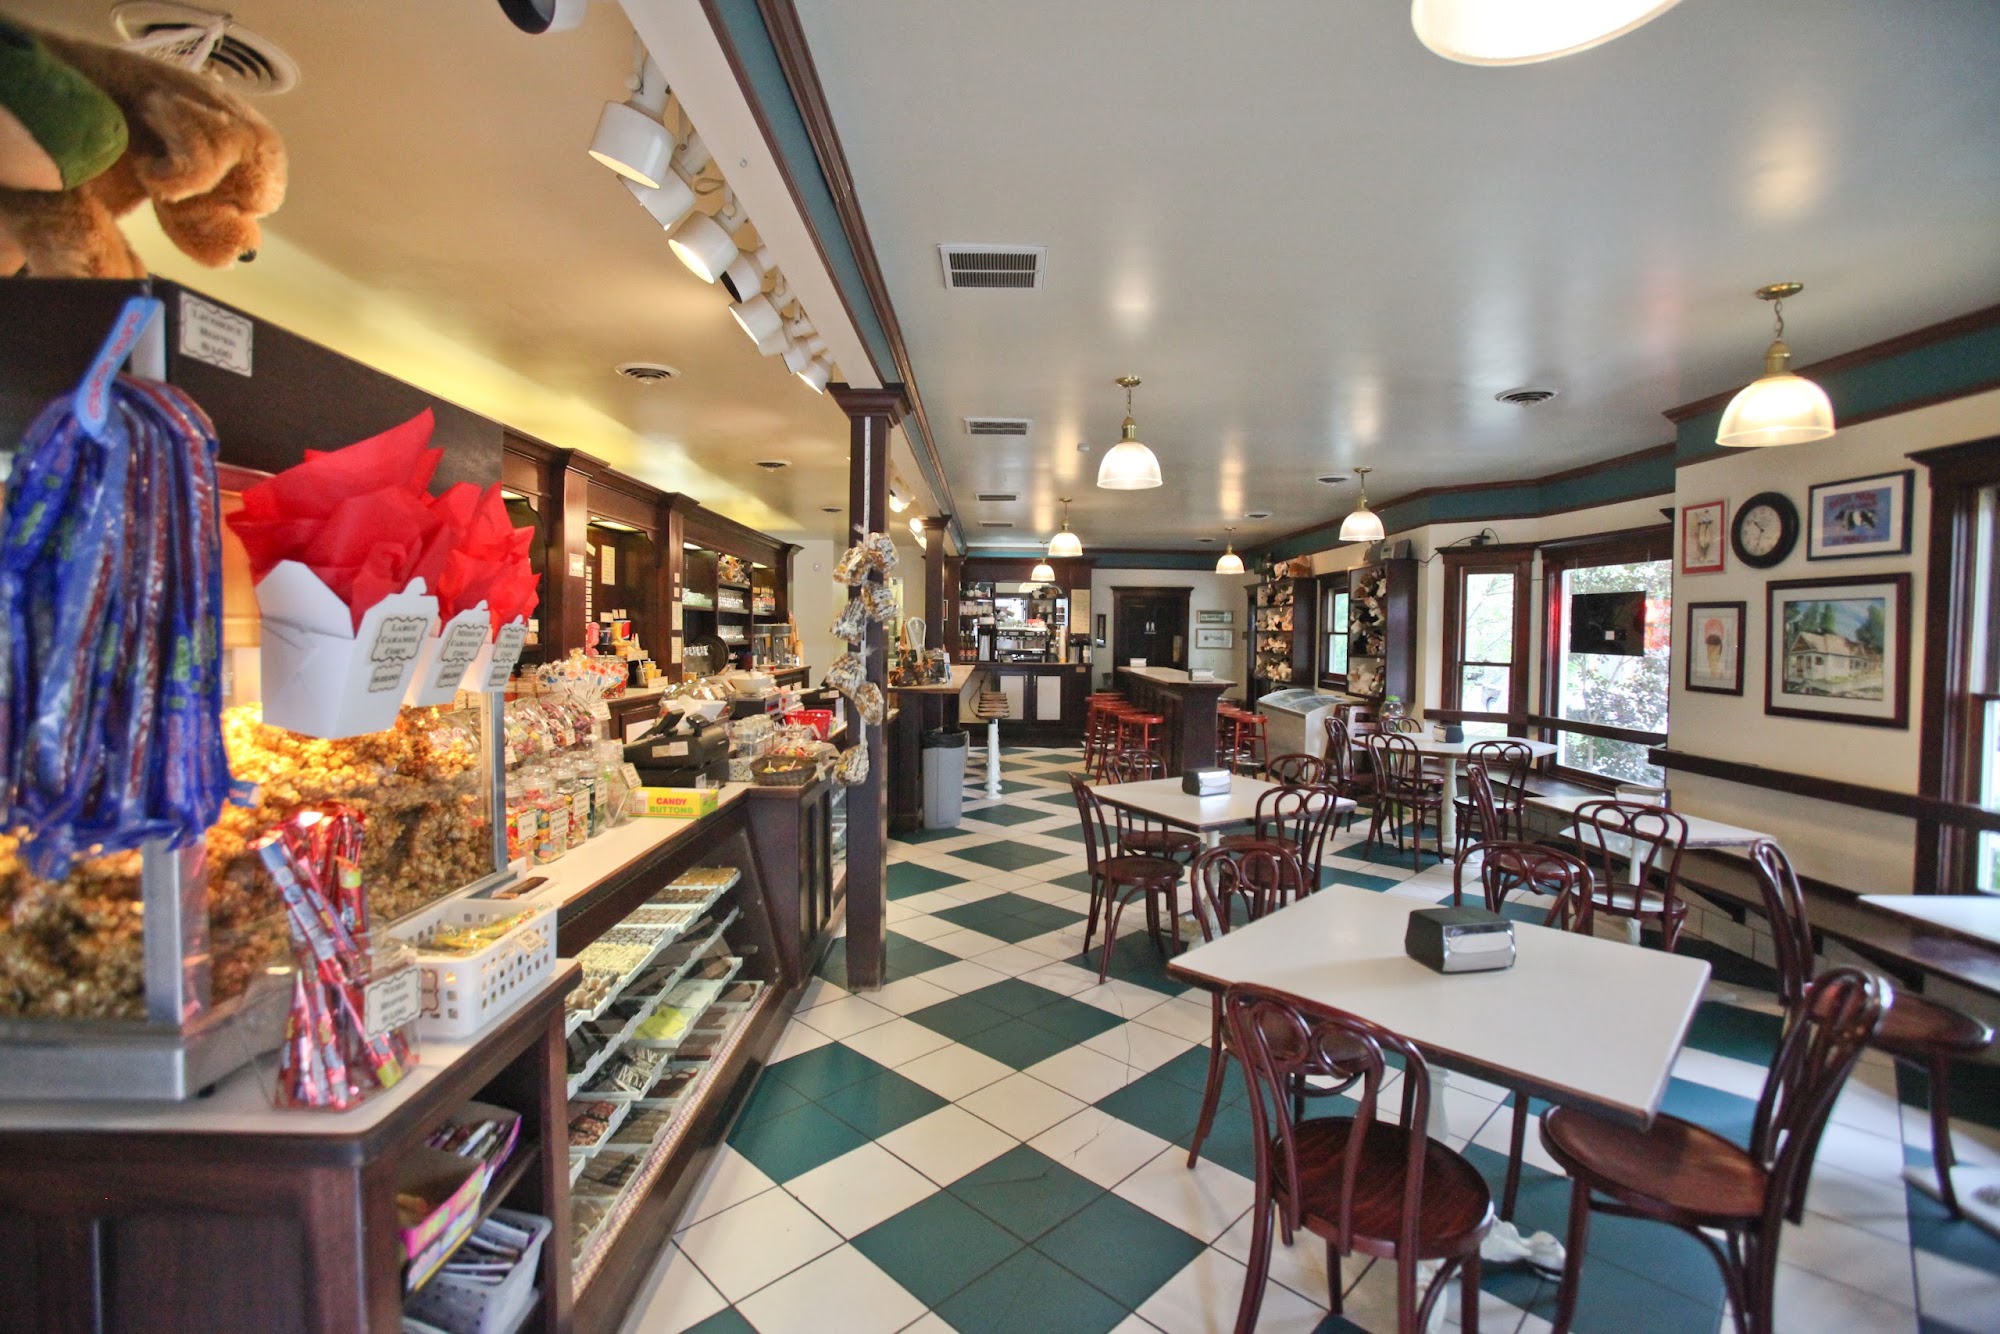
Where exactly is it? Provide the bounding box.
[1116,666,1238,774]
[0,782,842,1334]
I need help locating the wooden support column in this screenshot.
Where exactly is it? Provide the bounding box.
[829,383,907,991]
[921,516,952,648]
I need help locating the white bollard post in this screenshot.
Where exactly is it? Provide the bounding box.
[985,718,1003,796]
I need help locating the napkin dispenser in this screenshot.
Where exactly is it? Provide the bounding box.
[1404,906,1515,974]
[1182,767,1231,796]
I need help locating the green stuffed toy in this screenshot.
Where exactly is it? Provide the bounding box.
[0,18,127,192]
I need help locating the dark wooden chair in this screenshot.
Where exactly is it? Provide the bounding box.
[1069,775,1185,982]
[1218,782,1342,892]
[1475,840,1595,1221]
[1539,966,1887,1334]
[1226,983,1494,1334]
[1266,752,1330,788]
[1451,762,1497,907]
[1748,840,1995,1219]
[1105,748,1203,864]
[1568,799,1691,950]
[1451,739,1534,860]
[1322,715,1373,832]
[1364,732,1445,872]
[1185,844,1324,1168]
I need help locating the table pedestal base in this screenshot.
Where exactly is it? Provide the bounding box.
[1426,1070,1567,1275]
[984,719,1003,797]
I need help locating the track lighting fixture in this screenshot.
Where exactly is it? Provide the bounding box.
[1717,282,1836,447]
[588,45,672,187]
[667,192,745,283]
[795,358,832,394]
[729,282,787,347]
[1339,466,1386,543]
[720,247,776,303]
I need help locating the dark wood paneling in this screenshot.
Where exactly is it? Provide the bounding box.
[1648,748,2000,835]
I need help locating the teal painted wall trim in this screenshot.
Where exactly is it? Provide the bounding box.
[1088,552,1227,571]
[1675,318,2000,466]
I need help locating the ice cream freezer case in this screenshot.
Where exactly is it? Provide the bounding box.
[1255,688,1360,762]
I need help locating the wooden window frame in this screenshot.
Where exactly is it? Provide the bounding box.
[1538,524,1674,787]
[1438,546,1533,734]
[1316,573,1350,690]
[1911,435,2000,893]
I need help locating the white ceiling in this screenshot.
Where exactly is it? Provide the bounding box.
[792,0,2000,549]
[16,0,928,542]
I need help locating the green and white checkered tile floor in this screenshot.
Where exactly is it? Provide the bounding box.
[623,747,2000,1334]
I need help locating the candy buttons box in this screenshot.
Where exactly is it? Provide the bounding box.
[634,787,721,819]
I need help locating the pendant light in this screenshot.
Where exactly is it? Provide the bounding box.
[1097,376,1164,490]
[1215,528,1245,575]
[1030,559,1057,583]
[1716,282,1837,448]
[1411,0,1682,66]
[1046,498,1083,558]
[1339,466,1386,543]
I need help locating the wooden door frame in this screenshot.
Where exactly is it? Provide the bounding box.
[1110,585,1194,671]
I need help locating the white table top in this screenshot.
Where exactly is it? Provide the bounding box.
[1093,776,1354,832]
[1168,885,1710,1127]
[1395,734,1558,761]
[1525,793,1766,850]
[1861,895,2000,949]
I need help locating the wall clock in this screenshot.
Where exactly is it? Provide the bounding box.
[1731,491,1800,568]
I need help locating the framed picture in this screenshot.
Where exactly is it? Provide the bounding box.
[1684,601,1745,695]
[1196,609,1233,625]
[1681,500,1726,574]
[1807,469,1913,560]
[1765,574,1911,728]
[1195,628,1234,650]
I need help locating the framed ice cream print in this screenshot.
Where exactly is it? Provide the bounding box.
[1807,469,1914,561]
[1685,601,1745,695]
[1681,500,1726,574]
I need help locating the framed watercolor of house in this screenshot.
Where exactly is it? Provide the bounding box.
[1807,469,1914,560]
[1765,574,1910,727]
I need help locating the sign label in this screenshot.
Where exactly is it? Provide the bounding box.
[178,292,253,376]
[483,621,529,689]
[365,965,422,1035]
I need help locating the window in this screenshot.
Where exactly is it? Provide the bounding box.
[1439,548,1531,740]
[1540,528,1673,784]
[1319,576,1350,685]
[1913,438,2000,893]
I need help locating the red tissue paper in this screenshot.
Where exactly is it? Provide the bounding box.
[431,481,541,632]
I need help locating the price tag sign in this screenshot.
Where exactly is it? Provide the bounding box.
[589,699,612,721]
[622,763,643,790]
[431,618,489,690]
[367,615,430,693]
[364,965,422,1037]
[484,620,529,690]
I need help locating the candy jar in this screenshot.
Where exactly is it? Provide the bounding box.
[527,766,567,864]
[504,771,539,863]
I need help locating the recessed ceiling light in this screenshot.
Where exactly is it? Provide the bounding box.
[820,505,840,513]
[615,361,678,383]
[1196,537,1216,544]
[755,459,791,470]
[1245,511,1273,520]
[1495,387,1559,406]
[1316,473,1350,485]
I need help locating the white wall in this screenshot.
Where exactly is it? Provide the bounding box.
[1088,568,1260,695]
[789,538,841,680]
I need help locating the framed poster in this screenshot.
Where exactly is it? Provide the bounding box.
[1765,574,1910,727]
[1195,628,1234,650]
[1681,500,1726,574]
[1684,601,1745,695]
[1807,469,1913,560]
[1196,609,1233,625]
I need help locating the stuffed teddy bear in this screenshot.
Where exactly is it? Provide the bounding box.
[0,21,286,278]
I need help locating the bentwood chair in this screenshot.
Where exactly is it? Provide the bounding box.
[1451,740,1535,860]
[1069,775,1184,982]
[1568,799,1691,950]
[1184,844,1325,1168]
[1475,840,1595,1220]
[1105,748,1203,865]
[1748,840,1995,1218]
[1364,732,1445,872]
[1265,752,1331,788]
[1452,762,1499,907]
[1539,967,1887,1334]
[1218,782,1342,892]
[1227,983,1494,1334]
[1321,715,1373,832]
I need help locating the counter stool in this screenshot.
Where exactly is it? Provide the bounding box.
[1116,711,1165,757]
[1086,700,1132,778]
[1227,709,1269,777]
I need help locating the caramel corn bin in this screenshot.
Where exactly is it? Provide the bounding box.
[0,486,510,1100]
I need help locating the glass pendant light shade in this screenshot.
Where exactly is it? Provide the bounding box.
[667,210,739,283]
[1717,341,1836,447]
[1215,546,1246,575]
[1411,0,1682,66]
[1047,529,1084,559]
[1339,466,1387,543]
[589,99,672,187]
[1097,377,1165,489]
[1029,561,1057,583]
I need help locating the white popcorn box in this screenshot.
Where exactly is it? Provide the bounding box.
[255,561,438,738]
[469,617,530,692]
[405,605,493,707]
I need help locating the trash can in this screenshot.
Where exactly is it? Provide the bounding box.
[921,728,969,829]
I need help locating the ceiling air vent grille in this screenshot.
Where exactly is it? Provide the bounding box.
[964,417,1031,437]
[939,245,1045,291]
[1495,387,1559,406]
[978,521,1015,529]
[113,3,300,94]
[615,362,679,384]
[975,493,1017,503]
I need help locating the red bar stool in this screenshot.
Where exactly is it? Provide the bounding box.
[1087,700,1133,778]
[1232,710,1269,777]
[1116,710,1165,758]
[1215,703,1247,772]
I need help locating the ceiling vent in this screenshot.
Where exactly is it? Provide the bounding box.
[615,362,679,384]
[976,492,1017,503]
[755,459,791,471]
[1245,511,1273,520]
[1495,387,1559,406]
[112,4,300,94]
[939,245,1045,291]
[964,417,1032,437]
[978,521,1015,529]
[1316,473,1350,485]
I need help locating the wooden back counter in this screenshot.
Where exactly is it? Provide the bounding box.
[1115,666,1238,774]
